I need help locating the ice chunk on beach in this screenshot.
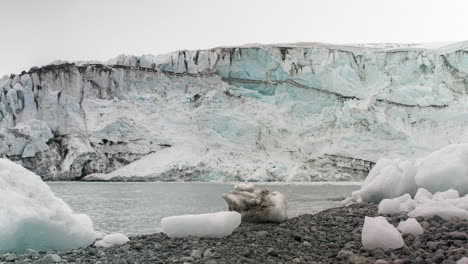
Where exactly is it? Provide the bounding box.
[0,159,96,253]
[362,216,404,250]
[353,144,468,202]
[414,188,433,203]
[408,188,468,220]
[94,233,129,248]
[375,187,468,220]
[415,144,468,195]
[397,218,424,236]
[378,194,416,215]
[223,184,288,223]
[161,211,241,238]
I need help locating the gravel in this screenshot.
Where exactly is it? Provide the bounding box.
[1,203,467,263]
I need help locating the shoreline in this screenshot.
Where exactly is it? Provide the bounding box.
[2,203,467,264]
[46,180,363,186]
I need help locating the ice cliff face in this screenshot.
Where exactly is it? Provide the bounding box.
[1,42,467,181]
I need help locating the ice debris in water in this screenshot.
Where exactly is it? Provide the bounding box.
[223,183,288,223]
[94,233,129,248]
[361,216,404,250]
[352,144,468,202]
[161,211,241,238]
[397,218,424,236]
[0,159,96,253]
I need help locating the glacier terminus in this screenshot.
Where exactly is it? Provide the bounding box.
[1,42,467,182]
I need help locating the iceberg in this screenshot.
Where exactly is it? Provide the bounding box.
[0,159,96,253]
[1,42,468,182]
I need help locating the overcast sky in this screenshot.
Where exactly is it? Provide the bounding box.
[1,0,467,75]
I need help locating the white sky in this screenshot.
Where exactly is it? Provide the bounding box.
[1,0,467,75]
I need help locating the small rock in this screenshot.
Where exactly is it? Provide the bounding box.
[412,240,421,250]
[205,260,217,264]
[415,216,424,222]
[267,248,279,257]
[375,260,389,264]
[41,254,61,263]
[421,221,430,229]
[446,232,467,240]
[114,259,128,264]
[203,248,214,260]
[427,241,439,251]
[401,246,412,255]
[180,256,194,262]
[5,253,18,262]
[450,216,462,223]
[337,250,354,260]
[432,253,445,263]
[292,232,303,242]
[302,241,311,246]
[349,255,367,264]
[373,249,385,258]
[24,249,38,256]
[256,231,269,238]
[134,242,144,249]
[121,244,131,252]
[191,249,202,259]
[292,257,301,263]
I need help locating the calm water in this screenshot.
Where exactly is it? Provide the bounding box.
[48,182,360,235]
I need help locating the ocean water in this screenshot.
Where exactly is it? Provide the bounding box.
[48,182,360,235]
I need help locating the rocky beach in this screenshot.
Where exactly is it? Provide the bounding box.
[2,203,467,264]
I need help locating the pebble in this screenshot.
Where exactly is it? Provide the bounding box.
[203,248,214,260]
[41,254,62,263]
[375,260,389,264]
[5,253,18,262]
[446,232,467,240]
[267,248,279,256]
[191,249,202,259]
[337,250,354,259]
[255,231,269,238]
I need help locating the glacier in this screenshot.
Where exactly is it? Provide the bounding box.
[1,42,468,181]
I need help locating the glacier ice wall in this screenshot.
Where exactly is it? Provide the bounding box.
[1,42,467,181]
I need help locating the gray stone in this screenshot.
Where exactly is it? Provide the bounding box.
[5,253,18,262]
[266,248,279,256]
[203,248,214,260]
[375,260,389,264]
[432,253,445,263]
[373,249,385,258]
[41,254,61,263]
[337,250,354,259]
[180,256,194,262]
[255,231,269,238]
[446,232,467,240]
[191,249,202,259]
[114,258,128,264]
